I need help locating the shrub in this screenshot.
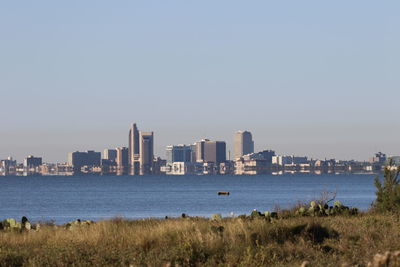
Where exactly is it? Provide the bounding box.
[374,159,400,212]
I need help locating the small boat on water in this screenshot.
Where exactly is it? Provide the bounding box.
[218,191,230,195]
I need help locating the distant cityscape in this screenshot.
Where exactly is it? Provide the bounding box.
[0,123,398,176]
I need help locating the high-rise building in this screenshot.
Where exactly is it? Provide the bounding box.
[166,145,192,163]
[139,131,154,175]
[128,123,140,166]
[190,144,197,162]
[234,130,254,159]
[116,147,129,169]
[128,123,155,175]
[103,149,117,161]
[194,139,209,162]
[204,141,226,164]
[129,123,140,174]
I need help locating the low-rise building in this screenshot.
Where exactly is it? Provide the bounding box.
[166,145,192,163]
[67,151,101,171]
[164,162,203,175]
[23,155,42,168]
[0,157,17,175]
[234,158,272,175]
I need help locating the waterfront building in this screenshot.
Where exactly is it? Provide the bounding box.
[67,151,101,171]
[23,155,42,168]
[369,152,387,164]
[272,155,308,166]
[116,147,129,169]
[128,123,156,175]
[164,162,203,175]
[139,131,154,175]
[202,162,217,175]
[243,150,276,162]
[128,123,140,169]
[152,157,166,175]
[234,158,271,175]
[194,139,209,162]
[258,150,276,162]
[204,141,226,164]
[233,130,254,159]
[103,149,117,161]
[190,144,197,162]
[0,157,17,175]
[166,145,192,163]
[219,161,235,175]
[390,156,400,166]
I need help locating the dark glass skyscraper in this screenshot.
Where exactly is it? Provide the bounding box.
[204,141,226,164]
[128,123,140,174]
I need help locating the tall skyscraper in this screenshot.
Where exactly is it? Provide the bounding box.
[234,130,254,159]
[128,123,140,166]
[129,123,140,174]
[204,141,226,164]
[128,123,155,175]
[194,139,209,162]
[139,131,154,175]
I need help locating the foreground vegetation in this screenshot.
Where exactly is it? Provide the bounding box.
[1,211,400,267]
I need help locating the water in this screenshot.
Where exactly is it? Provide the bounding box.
[0,174,378,224]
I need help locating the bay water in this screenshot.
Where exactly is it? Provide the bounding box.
[0,174,378,224]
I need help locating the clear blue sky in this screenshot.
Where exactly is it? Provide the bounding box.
[0,1,399,162]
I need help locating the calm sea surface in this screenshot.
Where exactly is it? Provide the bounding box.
[0,174,378,224]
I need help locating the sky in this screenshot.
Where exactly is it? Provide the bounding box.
[0,1,399,163]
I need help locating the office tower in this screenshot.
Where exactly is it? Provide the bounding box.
[166,145,192,163]
[67,151,101,171]
[139,131,154,175]
[204,141,226,164]
[103,149,117,161]
[194,139,209,162]
[116,147,129,168]
[234,130,254,159]
[128,123,140,166]
[23,155,42,168]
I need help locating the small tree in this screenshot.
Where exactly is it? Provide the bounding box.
[374,159,400,212]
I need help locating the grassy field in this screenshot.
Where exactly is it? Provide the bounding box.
[1,211,400,266]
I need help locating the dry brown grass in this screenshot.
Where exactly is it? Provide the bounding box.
[1,212,400,266]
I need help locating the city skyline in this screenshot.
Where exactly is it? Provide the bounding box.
[1,123,392,176]
[1,1,399,162]
[0,123,398,164]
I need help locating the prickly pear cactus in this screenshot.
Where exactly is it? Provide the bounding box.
[296,207,306,216]
[251,210,262,218]
[24,221,32,231]
[334,200,342,208]
[211,213,222,221]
